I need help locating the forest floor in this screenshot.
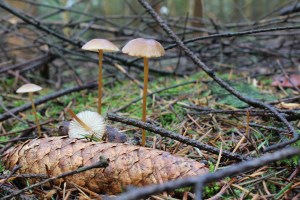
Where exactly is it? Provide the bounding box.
[0,0,299,199]
[1,68,299,199]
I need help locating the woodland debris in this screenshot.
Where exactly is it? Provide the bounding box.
[272,74,300,88]
[2,137,208,194]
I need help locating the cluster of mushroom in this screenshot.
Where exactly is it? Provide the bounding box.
[16,38,165,146]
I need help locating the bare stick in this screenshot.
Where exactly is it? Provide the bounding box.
[0,81,99,122]
[107,113,249,161]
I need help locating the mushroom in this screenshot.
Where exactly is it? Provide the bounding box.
[68,110,106,141]
[82,39,119,114]
[16,83,42,137]
[122,38,165,146]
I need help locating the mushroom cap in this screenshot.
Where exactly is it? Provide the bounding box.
[69,111,106,140]
[81,39,119,52]
[16,83,42,93]
[122,38,165,58]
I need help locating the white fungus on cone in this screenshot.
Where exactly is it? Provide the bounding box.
[81,39,119,52]
[69,111,106,140]
[122,38,165,58]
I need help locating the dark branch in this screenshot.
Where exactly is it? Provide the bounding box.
[107,113,249,161]
[0,81,97,122]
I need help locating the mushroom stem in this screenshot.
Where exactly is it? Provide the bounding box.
[67,109,91,131]
[98,49,104,114]
[29,92,41,137]
[141,57,149,146]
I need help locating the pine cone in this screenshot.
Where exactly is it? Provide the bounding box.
[2,136,208,194]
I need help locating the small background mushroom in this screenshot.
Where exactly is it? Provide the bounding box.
[16,83,42,137]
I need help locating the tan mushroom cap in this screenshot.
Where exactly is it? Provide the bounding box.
[16,83,42,93]
[81,39,119,52]
[122,38,165,58]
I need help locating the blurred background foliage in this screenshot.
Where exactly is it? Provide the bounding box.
[56,0,286,21]
[5,0,292,47]
[9,0,290,25]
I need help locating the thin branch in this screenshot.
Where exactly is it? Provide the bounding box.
[0,184,33,200]
[107,113,249,161]
[0,1,81,46]
[0,54,53,75]
[0,81,97,122]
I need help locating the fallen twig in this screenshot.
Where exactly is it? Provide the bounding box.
[0,81,98,122]
[107,113,249,161]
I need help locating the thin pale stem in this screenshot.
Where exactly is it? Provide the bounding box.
[67,109,91,131]
[29,92,41,137]
[142,57,149,146]
[98,49,104,114]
